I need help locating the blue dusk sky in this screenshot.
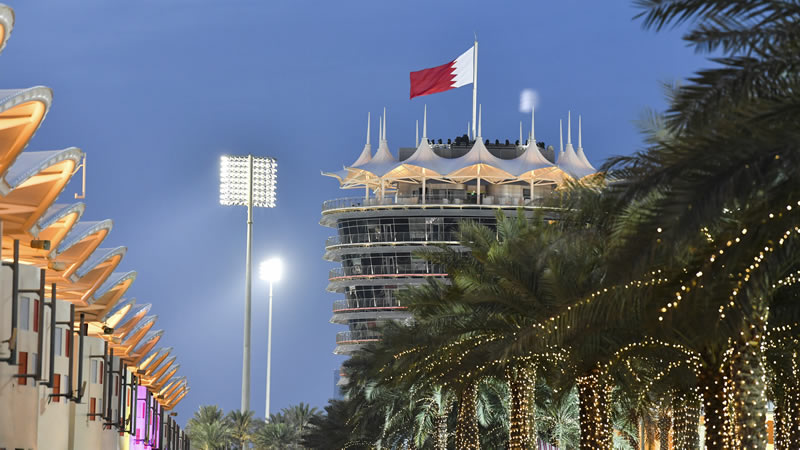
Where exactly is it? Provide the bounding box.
[3,0,708,424]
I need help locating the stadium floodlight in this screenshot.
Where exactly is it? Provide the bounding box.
[259,257,282,420]
[219,154,277,413]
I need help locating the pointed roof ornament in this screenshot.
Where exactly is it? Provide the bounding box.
[467,121,471,140]
[423,105,428,141]
[378,115,382,141]
[350,112,373,167]
[519,121,523,146]
[530,104,536,144]
[575,114,596,171]
[415,120,419,147]
[567,110,572,145]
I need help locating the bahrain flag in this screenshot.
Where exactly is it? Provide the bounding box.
[410,45,474,99]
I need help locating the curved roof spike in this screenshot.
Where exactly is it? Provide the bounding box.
[423,104,427,140]
[165,385,189,406]
[129,329,163,365]
[382,107,386,142]
[72,245,126,282]
[530,104,536,142]
[138,346,173,371]
[112,302,151,339]
[574,115,596,174]
[0,87,53,181]
[567,111,572,144]
[101,297,135,323]
[0,148,84,235]
[101,297,135,328]
[50,219,113,280]
[33,202,85,246]
[378,115,382,142]
[350,114,372,168]
[152,363,179,389]
[160,376,187,398]
[166,389,189,409]
[0,4,14,56]
[54,218,113,256]
[90,270,137,317]
[147,355,176,380]
[2,147,83,192]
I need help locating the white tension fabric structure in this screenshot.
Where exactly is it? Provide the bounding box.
[324,107,598,195]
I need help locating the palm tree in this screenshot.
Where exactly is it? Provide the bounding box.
[226,409,256,449]
[187,405,231,450]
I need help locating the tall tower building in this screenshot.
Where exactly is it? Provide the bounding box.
[321,109,596,381]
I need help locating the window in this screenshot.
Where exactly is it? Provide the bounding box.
[18,296,29,331]
[65,330,71,358]
[90,397,96,421]
[52,374,60,403]
[17,352,27,386]
[33,299,39,333]
[54,328,63,356]
[91,360,98,384]
[63,375,69,398]
[99,361,104,384]
[115,376,119,396]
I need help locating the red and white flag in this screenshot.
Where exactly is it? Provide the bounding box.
[409,45,475,99]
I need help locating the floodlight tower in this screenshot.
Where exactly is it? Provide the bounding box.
[219,154,277,413]
[259,257,282,420]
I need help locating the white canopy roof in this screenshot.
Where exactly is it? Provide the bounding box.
[324,108,598,190]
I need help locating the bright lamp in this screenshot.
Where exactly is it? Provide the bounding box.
[259,258,283,283]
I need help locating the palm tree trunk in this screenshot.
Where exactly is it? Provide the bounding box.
[434,412,448,450]
[699,369,727,450]
[671,392,700,450]
[577,368,612,450]
[506,366,536,450]
[657,409,671,450]
[730,334,768,448]
[454,380,480,450]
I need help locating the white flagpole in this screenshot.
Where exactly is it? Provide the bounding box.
[472,37,478,140]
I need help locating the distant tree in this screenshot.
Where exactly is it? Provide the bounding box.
[187,405,231,450]
[227,409,257,449]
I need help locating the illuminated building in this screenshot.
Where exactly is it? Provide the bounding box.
[0,6,189,449]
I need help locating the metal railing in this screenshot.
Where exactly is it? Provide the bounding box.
[332,298,405,312]
[336,330,382,343]
[326,231,461,247]
[322,194,555,212]
[329,263,447,279]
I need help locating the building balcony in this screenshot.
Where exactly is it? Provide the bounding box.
[331,298,409,324]
[328,264,447,281]
[326,231,461,248]
[322,194,554,213]
[336,330,381,345]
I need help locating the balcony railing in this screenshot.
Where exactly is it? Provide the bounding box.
[336,330,382,344]
[326,231,461,247]
[329,263,447,280]
[333,298,405,312]
[322,194,554,212]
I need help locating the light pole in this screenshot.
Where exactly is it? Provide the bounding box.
[259,257,282,420]
[220,154,277,413]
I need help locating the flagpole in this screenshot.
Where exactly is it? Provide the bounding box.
[472,36,478,140]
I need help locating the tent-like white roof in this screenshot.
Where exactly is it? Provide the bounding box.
[325,108,599,190]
